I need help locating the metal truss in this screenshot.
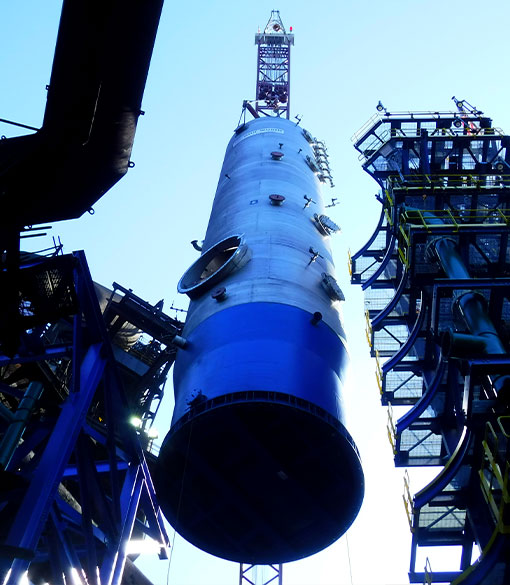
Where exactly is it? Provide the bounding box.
[255,11,293,119]
[0,248,182,585]
[239,563,283,585]
[351,106,510,584]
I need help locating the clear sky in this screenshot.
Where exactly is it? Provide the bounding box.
[2,1,510,584]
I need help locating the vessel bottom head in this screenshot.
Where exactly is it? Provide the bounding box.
[155,393,364,564]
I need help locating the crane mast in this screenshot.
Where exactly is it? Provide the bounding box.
[255,11,293,119]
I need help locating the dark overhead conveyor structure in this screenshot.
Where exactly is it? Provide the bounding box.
[0,0,163,226]
[350,104,510,584]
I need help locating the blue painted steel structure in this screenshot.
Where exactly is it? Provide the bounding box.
[0,249,179,584]
[156,49,364,563]
[351,103,510,584]
[239,563,283,585]
[0,1,178,583]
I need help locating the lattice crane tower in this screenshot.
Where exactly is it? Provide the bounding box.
[254,11,294,119]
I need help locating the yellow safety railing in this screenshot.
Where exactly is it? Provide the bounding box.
[403,469,414,532]
[424,558,433,585]
[496,207,510,225]
[388,172,510,191]
[402,208,428,228]
[400,207,510,233]
[375,350,383,396]
[347,249,353,277]
[479,417,510,534]
[384,207,392,227]
[387,403,397,456]
[398,224,411,268]
[455,420,510,584]
[385,188,394,208]
[364,309,372,348]
[384,189,394,227]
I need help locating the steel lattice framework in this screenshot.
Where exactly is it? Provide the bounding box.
[351,104,510,584]
[254,11,294,119]
[0,247,183,584]
[239,563,283,585]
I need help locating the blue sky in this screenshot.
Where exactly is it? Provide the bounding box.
[3,1,510,584]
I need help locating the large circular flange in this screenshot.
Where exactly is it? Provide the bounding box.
[178,235,250,299]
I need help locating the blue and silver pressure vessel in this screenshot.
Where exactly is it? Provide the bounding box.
[156,116,364,564]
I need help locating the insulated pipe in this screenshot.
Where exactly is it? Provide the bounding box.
[455,292,506,355]
[441,330,489,357]
[0,0,164,226]
[431,233,510,397]
[434,237,471,280]
[433,238,505,353]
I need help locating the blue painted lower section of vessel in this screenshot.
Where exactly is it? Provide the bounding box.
[172,301,349,425]
[155,301,363,564]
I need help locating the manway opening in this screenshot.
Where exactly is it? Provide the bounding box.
[178,235,250,299]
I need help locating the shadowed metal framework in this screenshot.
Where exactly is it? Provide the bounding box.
[0,1,183,583]
[254,11,294,119]
[0,247,182,585]
[350,103,510,584]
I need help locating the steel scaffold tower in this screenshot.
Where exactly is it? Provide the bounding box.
[254,11,294,119]
[350,103,510,584]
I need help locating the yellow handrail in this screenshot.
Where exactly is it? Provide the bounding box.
[384,189,394,227]
[398,224,411,268]
[365,309,372,348]
[398,246,409,268]
[388,173,510,191]
[375,350,383,395]
[384,207,393,227]
[498,415,510,438]
[445,208,459,231]
[496,208,510,226]
[403,469,414,532]
[385,188,393,207]
[479,418,510,533]
[424,558,433,585]
[387,403,397,456]
[400,207,510,229]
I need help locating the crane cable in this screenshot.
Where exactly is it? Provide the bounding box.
[346,533,353,585]
[166,419,195,585]
[166,529,177,585]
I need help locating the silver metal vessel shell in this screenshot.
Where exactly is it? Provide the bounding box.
[179,116,346,341]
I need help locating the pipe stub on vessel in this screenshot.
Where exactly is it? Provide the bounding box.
[269,194,285,205]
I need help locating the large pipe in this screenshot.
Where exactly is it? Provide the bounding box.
[430,230,510,397]
[155,117,364,564]
[0,0,164,226]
